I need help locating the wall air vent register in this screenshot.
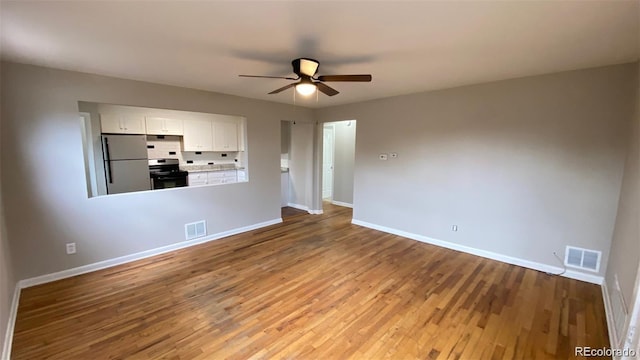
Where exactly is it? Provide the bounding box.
[185,220,206,240]
[564,246,602,272]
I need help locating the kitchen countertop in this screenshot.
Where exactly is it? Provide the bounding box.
[180,164,245,173]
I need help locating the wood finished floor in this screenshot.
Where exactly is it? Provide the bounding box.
[12,204,609,359]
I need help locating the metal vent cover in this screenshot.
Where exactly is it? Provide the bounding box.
[564,246,601,272]
[185,220,206,240]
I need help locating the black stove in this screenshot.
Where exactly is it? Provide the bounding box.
[149,159,188,189]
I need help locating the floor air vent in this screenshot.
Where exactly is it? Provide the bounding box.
[564,246,601,272]
[185,220,206,240]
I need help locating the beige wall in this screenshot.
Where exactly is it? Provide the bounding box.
[605,63,640,327]
[316,63,637,277]
[331,121,356,205]
[0,61,313,280]
[288,121,314,209]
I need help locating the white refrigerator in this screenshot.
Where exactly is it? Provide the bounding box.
[102,134,151,194]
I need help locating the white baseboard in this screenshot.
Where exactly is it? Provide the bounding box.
[1,284,20,360]
[19,218,282,289]
[351,219,604,285]
[331,201,353,208]
[287,203,323,215]
[287,203,308,211]
[602,281,620,350]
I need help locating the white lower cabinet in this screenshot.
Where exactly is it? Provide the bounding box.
[208,170,237,184]
[187,172,208,186]
[188,170,237,186]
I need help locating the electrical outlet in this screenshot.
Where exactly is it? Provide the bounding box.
[379,153,388,161]
[452,225,458,232]
[66,243,76,255]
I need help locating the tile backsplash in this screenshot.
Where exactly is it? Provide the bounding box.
[147,135,181,160]
[146,135,241,166]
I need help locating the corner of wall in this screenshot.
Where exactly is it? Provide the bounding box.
[0,113,18,360]
[1,285,19,360]
[601,59,640,352]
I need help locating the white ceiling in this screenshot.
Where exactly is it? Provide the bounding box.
[1,1,638,108]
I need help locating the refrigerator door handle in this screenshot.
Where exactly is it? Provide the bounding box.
[103,137,111,162]
[103,137,113,184]
[106,162,113,184]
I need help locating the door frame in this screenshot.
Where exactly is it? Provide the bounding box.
[314,119,357,213]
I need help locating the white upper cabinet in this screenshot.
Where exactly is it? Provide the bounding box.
[145,117,183,136]
[182,115,244,152]
[238,117,246,151]
[212,115,239,152]
[182,118,214,151]
[100,113,146,134]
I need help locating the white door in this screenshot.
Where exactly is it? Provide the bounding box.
[322,126,334,200]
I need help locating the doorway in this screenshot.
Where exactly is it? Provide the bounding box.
[321,120,356,209]
[282,120,315,215]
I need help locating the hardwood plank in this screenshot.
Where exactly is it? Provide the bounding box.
[12,203,609,359]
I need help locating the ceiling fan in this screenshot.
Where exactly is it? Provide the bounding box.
[239,58,372,97]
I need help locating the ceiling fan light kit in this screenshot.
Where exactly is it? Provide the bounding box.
[239,58,372,97]
[295,82,317,96]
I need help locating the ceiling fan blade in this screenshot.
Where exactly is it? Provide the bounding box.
[239,75,298,80]
[316,74,372,82]
[268,83,296,94]
[316,82,339,96]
